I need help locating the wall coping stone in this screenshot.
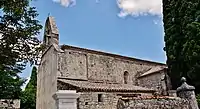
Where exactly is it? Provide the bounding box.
[177,77,195,92]
[53,90,80,99]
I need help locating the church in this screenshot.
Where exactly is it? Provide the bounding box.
[36,16,171,109]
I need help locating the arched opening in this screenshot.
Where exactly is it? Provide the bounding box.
[124,71,129,84]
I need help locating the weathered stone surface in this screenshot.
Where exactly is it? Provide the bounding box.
[43,16,59,46]
[177,77,199,109]
[0,99,20,109]
[138,70,166,95]
[118,98,189,109]
[36,45,58,109]
[87,53,153,84]
[77,92,120,109]
[177,77,195,92]
[58,50,87,80]
[58,48,165,85]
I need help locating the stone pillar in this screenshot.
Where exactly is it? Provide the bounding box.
[177,77,199,109]
[53,90,80,109]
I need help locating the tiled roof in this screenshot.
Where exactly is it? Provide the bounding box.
[58,79,155,92]
[139,66,167,78]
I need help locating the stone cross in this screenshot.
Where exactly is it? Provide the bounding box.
[53,90,80,109]
[177,77,199,109]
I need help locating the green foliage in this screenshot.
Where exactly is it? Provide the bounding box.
[163,0,200,90]
[0,0,42,99]
[0,69,25,98]
[196,94,200,107]
[27,66,37,87]
[0,0,43,67]
[21,66,37,109]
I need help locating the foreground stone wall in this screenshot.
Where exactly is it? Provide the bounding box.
[118,97,189,109]
[58,47,165,84]
[0,99,20,109]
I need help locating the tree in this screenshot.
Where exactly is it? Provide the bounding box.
[0,0,42,99]
[163,0,200,92]
[0,69,24,98]
[196,94,200,107]
[21,66,37,109]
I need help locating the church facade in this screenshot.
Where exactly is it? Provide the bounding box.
[36,16,171,109]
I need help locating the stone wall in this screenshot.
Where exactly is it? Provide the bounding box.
[118,97,190,109]
[58,50,88,80]
[77,92,119,109]
[58,48,165,84]
[0,99,20,109]
[87,54,152,84]
[138,71,166,95]
[36,45,58,109]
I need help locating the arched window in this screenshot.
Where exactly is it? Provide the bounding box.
[124,71,129,84]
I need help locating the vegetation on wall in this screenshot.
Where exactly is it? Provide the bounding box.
[0,0,42,99]
[163,0,200,92]
[21,66,37,109]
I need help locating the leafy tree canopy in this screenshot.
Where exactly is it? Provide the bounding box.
[163,0,200,92]
[0,0,42,99]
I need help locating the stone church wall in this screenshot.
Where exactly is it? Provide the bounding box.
[77,92,119,109]
[87,53,153,84]
[138,71,166,95]
[58,48,165,84]
[58,50,88,80]
[36,46,58,109]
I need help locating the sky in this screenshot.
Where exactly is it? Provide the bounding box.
[21,0,166,88]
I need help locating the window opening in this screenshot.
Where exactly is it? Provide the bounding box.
[98,94,103,102]
[124,71,129,84]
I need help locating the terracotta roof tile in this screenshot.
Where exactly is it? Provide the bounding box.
[58,79,155,92]
[139,66,167,78]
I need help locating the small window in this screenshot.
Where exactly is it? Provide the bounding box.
[85,102,88,105]
[47,29,50,35]
[124,71,129,84]
[98,94,103,102]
